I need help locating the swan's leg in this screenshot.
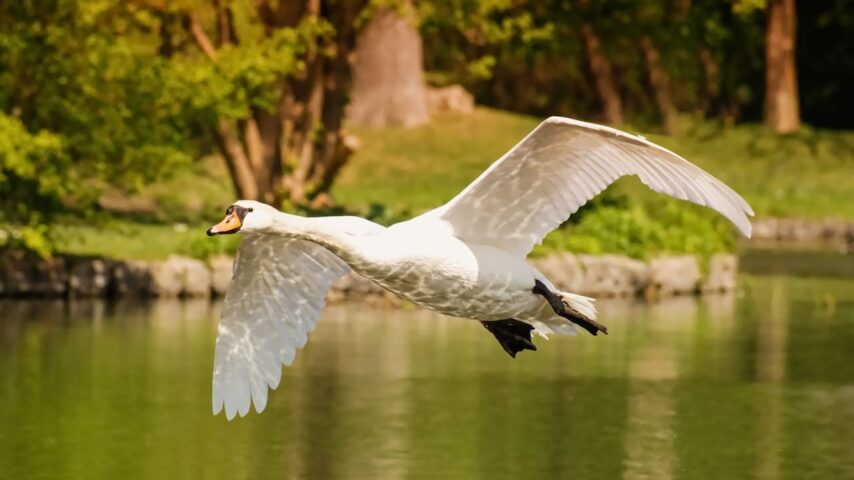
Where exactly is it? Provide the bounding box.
[481,319,537,358]
[532,280,608,336]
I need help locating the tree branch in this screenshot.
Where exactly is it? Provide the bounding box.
[254,0,276,29]
[215,119,258,199]
[185,12,218,59]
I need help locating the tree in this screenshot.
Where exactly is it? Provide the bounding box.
[347,3,429,127]
[2,0,370,215]
[640,36,679,134]
[580,23,623,125]
[1,0,373,253]
[1,0,194,253]
[763,0,800,133]
[171,0,366,206]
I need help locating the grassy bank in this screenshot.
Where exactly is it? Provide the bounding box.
[338,108,854,218]
[54,108,854,260]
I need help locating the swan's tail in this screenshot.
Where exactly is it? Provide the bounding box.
[560,291,598,323]
[529,291,600,339]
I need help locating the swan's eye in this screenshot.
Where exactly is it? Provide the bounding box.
[248,208,253,212]
[226,206,234,215]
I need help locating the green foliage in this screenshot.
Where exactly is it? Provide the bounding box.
[164,17,333,121]
[183,233,241,260]
[1,1,194,188]
[1,0,194,254]
[420,0,767,124]
[0,113,68,255]
[0,0,335,254]
[534,203,734,260]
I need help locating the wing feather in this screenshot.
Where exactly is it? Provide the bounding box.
[212,235,348,420]
[419,116,753,256]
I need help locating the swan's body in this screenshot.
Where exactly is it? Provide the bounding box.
[208,116,754,419]
[344,222,546,320]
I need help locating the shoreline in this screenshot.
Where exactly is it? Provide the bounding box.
[0,252,737,301]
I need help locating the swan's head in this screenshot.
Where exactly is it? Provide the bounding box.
[206,200,277,236]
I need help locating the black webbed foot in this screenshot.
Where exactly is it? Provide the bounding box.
[481,319,537,358]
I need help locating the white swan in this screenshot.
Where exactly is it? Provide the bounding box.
[206,116,753,419]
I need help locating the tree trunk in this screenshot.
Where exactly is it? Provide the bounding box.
[763,0,800,134]
[580,23,623,125]
[698,48,720,117]
[641,36,679,134]
[347,5,429,127]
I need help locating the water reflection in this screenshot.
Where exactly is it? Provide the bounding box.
[1,274,852,479]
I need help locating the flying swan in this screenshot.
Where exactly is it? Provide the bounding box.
[206,116,753,420]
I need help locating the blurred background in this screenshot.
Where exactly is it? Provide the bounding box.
[1,1,852,479]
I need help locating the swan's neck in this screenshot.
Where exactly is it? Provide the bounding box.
[267,213,362,262]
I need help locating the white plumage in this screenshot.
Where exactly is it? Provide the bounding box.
[208,116,753,419]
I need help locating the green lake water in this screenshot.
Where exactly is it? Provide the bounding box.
[1,252,853,479]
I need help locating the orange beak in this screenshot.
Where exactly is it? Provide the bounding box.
[207,212,242,236]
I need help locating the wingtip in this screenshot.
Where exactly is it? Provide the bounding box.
[252,394,268,415]
[739,218,753,239]
[212,395,224,416]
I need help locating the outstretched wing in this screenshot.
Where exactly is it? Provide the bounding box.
[418,116,753,257]
[212,235,349,420]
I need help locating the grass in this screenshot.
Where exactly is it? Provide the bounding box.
[335,109,541,215]
[52,107,854,260]
[55,220,239,260]
[655,122,854,219]
[336,108,854,220]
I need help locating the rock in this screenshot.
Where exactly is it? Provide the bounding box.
[178,256,212,297]
[752,217,854,242]
[68,258,109,297]
[0,257,26,296]
[646,255,700,298]
[110,260,153,297]
[143,256,213,298]
[426,85,474,115]
[147,258,185,297]
[751,218,780,239]
[32,257,68,296]
[700,254,738,293]
[209,255,234,296]
[0,255,67,297]
[577,255,648,297]
[0,248,741,301]
[530,253,583,292]
[778,218,824,241]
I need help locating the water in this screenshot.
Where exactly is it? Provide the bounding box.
[1,256,853,479]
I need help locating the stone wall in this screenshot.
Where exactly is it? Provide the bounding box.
[0,252,737,301]
[530,253,736,298]
[751,217,854,243]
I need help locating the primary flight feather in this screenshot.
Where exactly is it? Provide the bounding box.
[206,116,753,420]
